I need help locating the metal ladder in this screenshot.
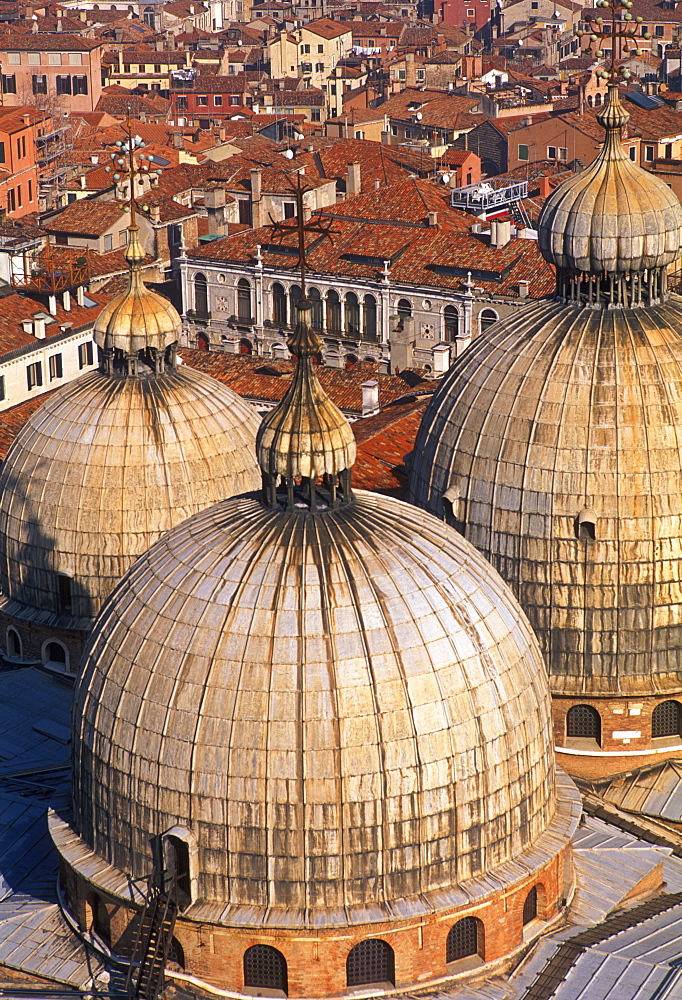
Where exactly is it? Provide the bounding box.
[125,873,179,1000]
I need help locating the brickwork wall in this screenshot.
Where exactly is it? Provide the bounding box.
[553,694,682,779]
[0,608,87,675]
[66,845,570,997]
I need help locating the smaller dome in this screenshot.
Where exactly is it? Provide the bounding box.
[93,226,180,354]
[257,298,356,481]
[538,83,682,274]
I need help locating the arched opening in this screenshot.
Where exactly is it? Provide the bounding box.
[239,338,253,356]
[587,93,593,107]
[397,298,412,324]
[194,272,208,317]
[446,916,483,963]
[86,892,110,945]
[444,305,459,341]
[290,284,301,325]
[237,278,252,322]
[523,886,537,925]
[244,945,288,994]
[197,332,209,351]
[346,940,395,988]
[309,286,322,330]
[6,628,21,659]
[272,282,287,326]
[652,700,682,739]
[165,835,191,910]
[43,641,71,674]
[168,937,185,971]
[345,292,360,336]
[345,353,358,370]
[327,289,341,334]
[480,308,498,332]
[364,294,377,340]
[594,92,602,106]
[566,704,601,746]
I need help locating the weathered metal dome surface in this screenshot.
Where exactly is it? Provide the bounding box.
[538,85,682,274]
[409,295,682,697]
[73,490,556,925]
[0,367,261,625]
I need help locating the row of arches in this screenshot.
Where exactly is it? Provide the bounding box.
[566,700,682,745]
[192,273,500,342]
[239,889,540,994]
[4,628,72,674]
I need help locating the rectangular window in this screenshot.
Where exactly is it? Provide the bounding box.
[283,201,295,218]
[315,62,324,71]
[124,64,131,74]
[355,129,363,139]
[558,146,568,161]
[547,145,557,159]
[16,184,21,208]
[78,341,93,368]
[656,24,664,35]
[641,24,648,34]
[645,144,655,161]
[154,64,162,73]
[629,145,637,161]
[32,75,47,95]
[197,95,208,106]
[214,94,223,105]
[391,124,398,135]
[416,69,425,80]
[28,178,32,202]
[103,234,113,252]
[311,108,321,122]
[27,52,40,66]
[21,135,25,157]
[69,52,82,66]
[49,353,63,380]
[56,75,71,95]
[518,143,529,160]
[177,95,188,111]
[238,199,252,225]
[73,76,88,95]
[2,75,16,94]
[0,141,5,164]
[56,574,72,614]
[318,43,324,52]
[7,52,20,65]
[48,52,61,66]
[301,62,313,73]
[7,188,15,212]
[26,361,42,390]
[0,375,5,401]
[399,69,406,80]
[229,94,240,105]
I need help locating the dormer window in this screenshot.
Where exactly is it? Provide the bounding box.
[576,508,597,541]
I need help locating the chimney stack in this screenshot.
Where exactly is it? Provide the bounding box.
[489,219,511,248]
[346,161,361,198]
[431,343,450,377]
[539,175,552,199]
[428,211,438,226]
[361,380,380,418]
[518,279,529,298]
[251,168,263,228]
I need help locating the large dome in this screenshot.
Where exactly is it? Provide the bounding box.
[410,294,682,699]
[73,489,556,920]
[0,365,261,624]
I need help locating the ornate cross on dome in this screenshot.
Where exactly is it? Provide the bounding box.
[267,173,334,299]
[104,113,164,256]
[578,0,651,81]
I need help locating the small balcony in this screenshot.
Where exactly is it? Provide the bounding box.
[450,178,528,214]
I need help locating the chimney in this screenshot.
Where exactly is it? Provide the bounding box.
[33,313,46,337]
[251,167,263,228]
[56,16,62,31]
[80,8,86,19]
[150,204,161,223]
[205,186,227,235]
[518,279,529,298]
[48,295,57,316]
[346,161,361,198]
[173,131,184,150]
[90,153,99,164]
[539,175,552,198]
[427,211,438,226]
[62,289,71,312]
[431,343,450,377]
[489,219,511,248]
[80,174,86,189]
[156,38,164,51]
[361,380,380,417]
[76,285,85,306]
[390,315,414,372]
[374,178,380,190]
[114,27,123,42]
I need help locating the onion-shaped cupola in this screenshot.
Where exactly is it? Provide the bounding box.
[538,81,682,306]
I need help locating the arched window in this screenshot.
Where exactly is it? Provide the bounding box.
[364,294,377,340]
[446,917,482,962]
[566,705,601,745]
[197,332,209,352]
[309,286,322,330]
[244,945,288,994]
[587,93,593,107]
[272,282,287,326]
[345,353,358,369]
[595,92,602,106]
[44,641,71,674]
[194,272,208,317]
[85,892,111,945]
[397,298,412,321]
[346,292,360,336]
[237,278,251,322]
[652,700,682,739]
[56,574,72,615]
[165,835,191,910]
[480,308,498,332]
[168,937,185,970]
[444,305,459,341]
[239,338,252,356]
[326,290,341,334]
[346,940,395,988]
[290,284,301,325]
[523,886,538,925]
[7,628,21,659]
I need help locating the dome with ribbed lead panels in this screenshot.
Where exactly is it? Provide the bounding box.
[73,490,556,923]
[409,295,682,698]
[538,84,682,276]
[0,366,261,625]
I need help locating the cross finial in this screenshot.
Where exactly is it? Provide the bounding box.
[267,172,334,299]
[103,110,164,242]
[578,0,650,81]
